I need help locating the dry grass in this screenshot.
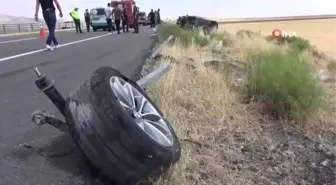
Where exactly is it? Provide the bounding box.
[148,33,336,184]
[219,18,336,59]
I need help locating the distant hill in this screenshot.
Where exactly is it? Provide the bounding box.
[0,14,67,24]
[0,14,35,24]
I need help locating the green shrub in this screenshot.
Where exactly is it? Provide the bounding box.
[265,35,311,52]
[290,37,310,52]
[277,36,297,44]
[247,49,324,121]
[158,24,209,47]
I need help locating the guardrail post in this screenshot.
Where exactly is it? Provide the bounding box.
[30,24,34,32]
[18,24,21,33]
[2,25,5,34]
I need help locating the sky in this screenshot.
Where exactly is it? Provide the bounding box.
[0,0,335,20]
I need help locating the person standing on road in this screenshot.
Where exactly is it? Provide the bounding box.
[84,9,91,32]
[149,9,155,28]
[133,6,139,33]
[157,8,161,24]
[122,9,129,33]
[105,3,113,32]
[35,0,63,51]
[112,4,122,34]
[70,8,82,34]
[154,10,158,26]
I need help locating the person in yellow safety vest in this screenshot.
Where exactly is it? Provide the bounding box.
[70,8,83,34]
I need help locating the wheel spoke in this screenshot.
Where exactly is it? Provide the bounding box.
[125,83,136,109]
[145,119,171,136]
[137,96,147,114]
[113,78,133,108]
[141,112,161,122]
[136,119,145,130]
[119,101,133,111]
[143,120,172,146]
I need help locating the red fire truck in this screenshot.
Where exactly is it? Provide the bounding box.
[111,0,136,27]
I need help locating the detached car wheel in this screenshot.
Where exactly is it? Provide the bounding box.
[64,66,181,185]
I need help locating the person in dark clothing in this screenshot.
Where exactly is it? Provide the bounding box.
[133,6,139,33]
[70,8,82,34]
[122,9,129,32]
[112,4,122,34]
[157,8,161,24]
[35,0,63,50]
[149,9,155,28]
[84,9,91,32]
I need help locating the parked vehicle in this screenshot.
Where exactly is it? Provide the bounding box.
[138,11,148,26]
[61,21,73,29]
[90,7,116,32]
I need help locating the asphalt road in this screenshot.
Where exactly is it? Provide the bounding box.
[0,27,155,185]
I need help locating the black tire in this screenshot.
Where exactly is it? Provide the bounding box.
[64,66,181,185]
[93,27,97,32]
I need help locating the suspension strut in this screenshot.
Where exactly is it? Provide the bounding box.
[34,67,66,117]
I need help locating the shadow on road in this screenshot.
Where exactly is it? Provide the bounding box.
[11,133,117,185]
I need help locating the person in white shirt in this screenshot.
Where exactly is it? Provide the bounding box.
[105,3,113,32]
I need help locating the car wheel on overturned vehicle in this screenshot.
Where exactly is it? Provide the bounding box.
[64,66,181,185]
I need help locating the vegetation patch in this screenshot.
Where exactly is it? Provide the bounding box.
[236,29,261,38]
[209,31,233,46]
[158,24,209,47]
[247,49,325,121]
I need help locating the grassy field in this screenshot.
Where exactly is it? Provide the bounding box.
[218,18,336,59]
[149,23,335,185]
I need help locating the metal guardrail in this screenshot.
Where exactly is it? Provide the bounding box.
[137,34,175,89]
[137,64,172,89]
[0,21,87,34]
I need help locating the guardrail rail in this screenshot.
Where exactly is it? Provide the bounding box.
[0,21,87,35]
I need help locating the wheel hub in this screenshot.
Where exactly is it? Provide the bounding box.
[133,111,142,119]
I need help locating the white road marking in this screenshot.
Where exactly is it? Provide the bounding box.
[0,33,112,63]
[0,37,37,44]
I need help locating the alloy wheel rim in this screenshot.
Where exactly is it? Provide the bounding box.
[110,76,174,147]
